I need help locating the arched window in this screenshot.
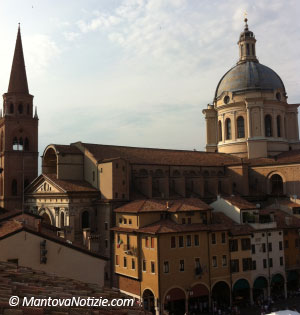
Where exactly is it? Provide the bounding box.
[60,212,65,228]
[82,211,90,229]
[237,116,245,138]
[225,118,231,140]
[9,103,14,114]
[218,121,222,142]
[265,115,272,137]
[277,116,281,137]
[18,103,23,114]
[13,137,18,150]
[270,174,283,195]
[24,138,29,151]
[19,138,23,151]
[11,179,17,196]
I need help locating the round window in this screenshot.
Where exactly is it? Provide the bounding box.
[276,92,281,101]
[224,95,230,104]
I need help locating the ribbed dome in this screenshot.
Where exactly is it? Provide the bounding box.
[215,61,286,99]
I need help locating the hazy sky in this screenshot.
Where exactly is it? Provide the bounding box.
[0,0,299,156]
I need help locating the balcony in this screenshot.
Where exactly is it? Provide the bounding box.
[249,222,277,229]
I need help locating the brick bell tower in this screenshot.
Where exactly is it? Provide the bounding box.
[0,25,38,211]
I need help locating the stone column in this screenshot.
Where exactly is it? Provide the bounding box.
[222,114,225,143]
[250,287,254,305]
[154,298,160,315]
[282,113,286,138]
[54,207,59,227]
[246,106,251,139]
[284,282,287,299]
[260,107,264,137]
[272,110,277,137]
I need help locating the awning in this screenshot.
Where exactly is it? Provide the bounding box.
[272,274,284,284]
[253,277,268,289]
[233,279,250,291]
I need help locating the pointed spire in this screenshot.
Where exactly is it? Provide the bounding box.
[7,24,29,94]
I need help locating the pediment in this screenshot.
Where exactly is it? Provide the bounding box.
[25,174,65,194]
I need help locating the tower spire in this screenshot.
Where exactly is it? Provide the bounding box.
[7,24,29,94]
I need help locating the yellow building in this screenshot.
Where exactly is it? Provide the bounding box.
[112,199,254,314]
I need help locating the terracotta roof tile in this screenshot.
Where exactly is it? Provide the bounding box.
[246,150,300,166]
[51,144,82,155]
[114,198,211,213]
[260,208,300,229]
[0,262,147,314]
[45,174,98,193]
[78,142,241,166]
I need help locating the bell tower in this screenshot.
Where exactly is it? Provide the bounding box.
[0,25,38,211]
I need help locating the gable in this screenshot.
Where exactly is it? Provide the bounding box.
[25,174,65,194]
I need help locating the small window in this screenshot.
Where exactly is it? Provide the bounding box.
[212,256,217,267]
[24,138,29,151]
[295,239,299,248]
[129,219,132,225]
[246,43,250,55]
[123,218,127,224]
[186,235,191,247]
[251,244,255,254]
[182,218,186,224]
[265,115,272,137]
[145,237,149,248]
[116,163,118,169]
[151,237,155,248]
[11,179,17,196]
[119,218,122,224]
[262,243,266,252]
[225,118,232,140]
[179,260,184,271]
[211,233,216,245]
[276,92,281,101]
[229,239,238,251]
[277,116,281,137]
[123,257,127,268]
[10,103,14,114]
[115,255,119,265]
[179,236,184,248]
[142,260,146,271]
[163,261,169,273]
[105,239,108,249]
[241,238,251,250]
[131,258,135,270]
[224,95,230,104]
[18,103,23,114]
[188,217,191,224]
[230,259,239,272]
[194,235,199,246]
[105,222,108,230]
[242,258,252,271]
[222,255,227,266]
[269,258,273,268]
[279,241,283,250]
[263,259,267,269]
[171,236,176,248]
[151,261,155,273]
[268,243,272,252]
[221,232,226,244]
[252,260,256,270]
[280,256,283,266]
[237,116,245,138]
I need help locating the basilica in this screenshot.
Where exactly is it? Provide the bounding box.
[0,18,300,315]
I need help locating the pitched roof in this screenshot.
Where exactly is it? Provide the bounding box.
[50,144,82,155]
[222,195,256,210]
[77,142,241,166]
[0,219,108,260]
[7,26,29,94]
[46,174,98,193]
[0,261,146,314]
[114,198,211,213]
[246,150,300,166]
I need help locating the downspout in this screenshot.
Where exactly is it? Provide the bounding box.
[228,232,233,308]
[157,235,161,315]
[207,231,212,312]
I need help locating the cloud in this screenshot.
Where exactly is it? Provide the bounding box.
[63,31,80,41]
[24,34,60,76]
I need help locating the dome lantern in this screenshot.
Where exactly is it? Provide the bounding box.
[237,18,258,64]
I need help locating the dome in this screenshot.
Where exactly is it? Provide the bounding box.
[215,61,286,100]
